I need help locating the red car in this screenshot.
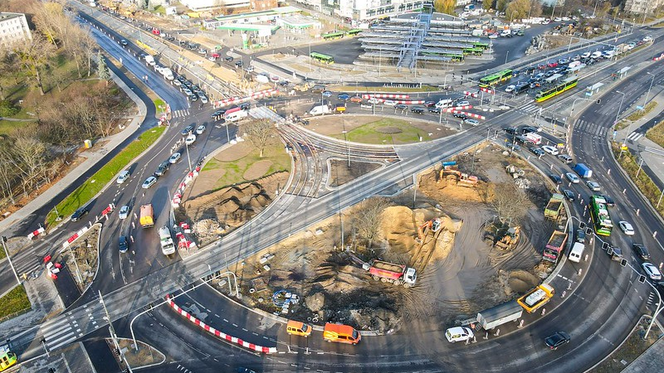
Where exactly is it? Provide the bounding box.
[547,61,558,68]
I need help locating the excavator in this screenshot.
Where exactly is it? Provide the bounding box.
[417,218,441,243]
[439,161,478,187]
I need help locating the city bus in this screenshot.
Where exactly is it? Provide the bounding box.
[463,47,484,56]
[479,69,513,88]
[590,195,613,236]
[346,29,362,36]
[473,41,490,49]
[322,31,345,40]
[310,52,335,64]
[0,344,17,372]
[535,76,578,102]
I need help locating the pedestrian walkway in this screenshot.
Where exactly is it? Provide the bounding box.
[0,65,148,237]
[171,109,190,118]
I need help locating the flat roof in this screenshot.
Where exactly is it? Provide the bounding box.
[214,5,299,22]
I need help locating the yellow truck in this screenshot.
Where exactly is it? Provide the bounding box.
[517,284,555,313]
[139,204,154,228]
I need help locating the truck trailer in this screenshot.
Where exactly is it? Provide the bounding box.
[368,260,417,287]
[476,300,523,330]
[517,284,555,313]
[543,230,568,262]
[139,204,154,228]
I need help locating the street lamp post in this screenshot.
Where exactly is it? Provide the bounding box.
[643,72,656,109]
[1,236,20,286]
[615,90,628,157]
[505,50,510,65]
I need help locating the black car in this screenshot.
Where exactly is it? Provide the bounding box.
[235,60,243,67]
[154,161,170,177]
[411,106,425,114]
[225,56,234,62]
[424,101,436,107]
[549,174,562,184]
[503,126,518,135]
[520,125,538,134]
[453,113,468,120]
[429,107,441,114]
[632,243,651,261]
[530,147,545,157]
[71,205,90,222]
[240,103,251,111]
[181,125,194,136]
[562,189,575,201]
[601,194,615,207]
[119,236,129,253]
[545,331,571,350]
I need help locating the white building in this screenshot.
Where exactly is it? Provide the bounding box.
[310,0,428,21]
[0,12,32,49]
[624,0,661,14]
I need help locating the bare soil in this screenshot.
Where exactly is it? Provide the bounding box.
[328,159,382,187]
[223,142,554,332]
[59,224,100,292]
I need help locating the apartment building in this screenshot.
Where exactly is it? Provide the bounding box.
[624,0,660,14]
[0,12,32,49]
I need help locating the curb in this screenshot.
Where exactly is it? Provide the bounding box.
[165,295,278,354]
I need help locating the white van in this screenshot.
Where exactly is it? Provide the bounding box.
[569,242,585,263]
[117,170,130,184]
[445,327,474,343]
[435,99,453,109]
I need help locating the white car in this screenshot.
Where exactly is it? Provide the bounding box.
[619,221,635,236]
[445,327,474,343]
[465,118,480,126]
[196,125,206,135]
[644,35,653,42]
[565,172,580,184]
[200,96,209,104]
[383,100,396,106]
[642,262,662,280]
[118,205,130,220]
[116,170,130,184]
[185,134,196,146]
[541,145,559,155]
[505,85,516,93]
[455,100,470,107]
[169,152,181,164]
[586,181,600,192]
[142,176,157,189]
[581,51,591,58]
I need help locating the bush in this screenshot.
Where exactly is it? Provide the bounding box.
[0,100,19,117]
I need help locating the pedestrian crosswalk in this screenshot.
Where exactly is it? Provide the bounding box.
[627,132,644,142]
[572,119,609,138]
[40,304,105,352]
[516,102,541,115]
[172,109,190,118]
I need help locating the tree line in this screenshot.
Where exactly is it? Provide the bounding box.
[0,0,129,208]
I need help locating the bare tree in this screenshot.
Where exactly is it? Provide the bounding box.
[491,183,528,224]
[0,158,16,205]
[244,119,274,157]
[353,197,390,249]
[14,35,56,95]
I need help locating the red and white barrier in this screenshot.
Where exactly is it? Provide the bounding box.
[447,105,473,111]
[450,110,486,120]
[213,89,278,108]
[62,225,91,249]
[362,94,410,99]
[101,203,115,217]
[374,99,425,105]
[166,295,277,354]
[479,87,495,94]
[27,227,45,240]
[654,53,664,61]
[463,91,480,98]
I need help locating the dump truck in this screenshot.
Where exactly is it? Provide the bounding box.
[158,226,176,256]
[517,284,555,313]
[573,163,592,178]
[543,230,567,262]
[476,300,523,330]
[544,193,565,220]
[139,204,154,228]
[367,260,417,287]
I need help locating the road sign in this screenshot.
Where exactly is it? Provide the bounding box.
[636,105,644,110]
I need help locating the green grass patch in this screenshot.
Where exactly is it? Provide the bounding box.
[46,126,166,227]
[615,101,658,130]
[331,85,438,93]
[205,139,291,190]
[646,119,664,148]
[329,118,431,144]
[612,142,664,217]
[0,285,31,320]
[154,98,166,115]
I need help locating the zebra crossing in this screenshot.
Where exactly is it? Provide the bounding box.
[516,102,541,115]
[573,119,609,138]
[626,132,644,142]
[40,304,105,352]
[171,109,190,118]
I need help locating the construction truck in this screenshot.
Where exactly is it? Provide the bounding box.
[543,230,567,262]
[158,226,176,256]
[139,204,154,228]
[439,161,478,187]
[544,193,565,220]
[476,300,523,330]
[367,260,417,287]
[517,284,555,313]
[494,226,520,250]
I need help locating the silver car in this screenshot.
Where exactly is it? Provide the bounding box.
[142,176,157,189]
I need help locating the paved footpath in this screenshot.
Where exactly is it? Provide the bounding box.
[0,66,148,237]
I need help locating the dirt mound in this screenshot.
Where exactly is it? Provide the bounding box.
[243,159,273,180]
[379,206,418,253]
[418,169,491,204]
[508,269,542,294]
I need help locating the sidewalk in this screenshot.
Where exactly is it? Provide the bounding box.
[0,66,148,237]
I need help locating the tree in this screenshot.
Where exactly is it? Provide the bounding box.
[97,52,110,82]
[14,35,56,95]
[353,197,390,249]
[530,0,543,17]
[483,0,494,11]
[506,0,532,21]
[434,0,456,14]
[497,0,510,12]
[244,119,274,158]
[491,183,528,223]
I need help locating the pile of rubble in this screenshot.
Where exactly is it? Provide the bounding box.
[192,219,226,244]
[506,165,531,189]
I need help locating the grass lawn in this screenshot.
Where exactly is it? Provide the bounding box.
[646,119,664,147]
[204,138,291,190]
[329,118,431,144]
[154,98,166,115]
[612,142,664,217]
[0,285,31,320]
[46,126,166,227]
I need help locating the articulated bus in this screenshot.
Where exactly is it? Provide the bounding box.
[310,52,335,64]
[322,31,345,40]
[479,69,513,88]
[346,29,362,36]
[535,76,578,102]
[590,195,613,236]
[0,344,17,372]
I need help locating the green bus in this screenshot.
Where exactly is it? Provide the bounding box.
[322,31,345,40]
[346,29,362,36]
[473,42,490,49]
[310,52,335,64]
[535,76,578,102]
[479,69,513,88]
[590,195,613,236]
[463,47,484,56]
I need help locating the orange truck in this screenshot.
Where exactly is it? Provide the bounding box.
[323,323,361,345]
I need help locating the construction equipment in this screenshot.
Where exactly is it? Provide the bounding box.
[439,161,478,187]
[417,218,442,242]
[367,260,417,287]
[544,193,565,220]
[494,226,520,250]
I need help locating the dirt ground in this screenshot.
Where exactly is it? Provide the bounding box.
[329,159,383,187]
[59,224,101,292]
[224,142,556,332]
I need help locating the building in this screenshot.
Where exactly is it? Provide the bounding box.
[296,0,429,21]
[624,0,661,14]
[250,0,277,11]
[178,0,251,12]
[0,12,32,49]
